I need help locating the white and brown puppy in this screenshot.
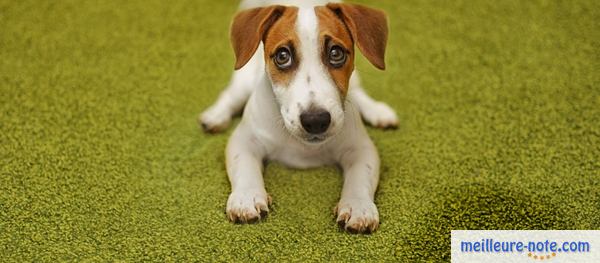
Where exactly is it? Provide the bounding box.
[200,0,398,233]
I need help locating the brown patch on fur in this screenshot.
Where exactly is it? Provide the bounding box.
[316,6,355,96]
[231,6,288,70]
[262,7,299,86]
[325,3,388,70]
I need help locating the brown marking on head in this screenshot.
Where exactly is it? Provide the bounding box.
[325,3,388,70]
[230,5,287,70]
[262,7,299,86]
[316,6,355,96]
[230,3,387,101]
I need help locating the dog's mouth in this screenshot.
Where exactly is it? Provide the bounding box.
[304,134,327,144]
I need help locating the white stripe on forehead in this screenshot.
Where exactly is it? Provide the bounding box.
[296,6,321,75]
[295,6,329,84]
[291,6,340,112]
[296,7,318,44]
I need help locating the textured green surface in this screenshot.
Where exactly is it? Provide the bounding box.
[1,0,599,261]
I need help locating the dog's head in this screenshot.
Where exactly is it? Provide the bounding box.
[231,3,388,144]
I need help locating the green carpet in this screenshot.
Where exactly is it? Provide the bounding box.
[1,0,598,261]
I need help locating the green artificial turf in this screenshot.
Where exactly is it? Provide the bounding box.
[1,0,599,261]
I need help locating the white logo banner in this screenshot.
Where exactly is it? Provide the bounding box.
[451,230,600,263]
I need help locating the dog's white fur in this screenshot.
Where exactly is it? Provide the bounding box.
[200,0,398,232]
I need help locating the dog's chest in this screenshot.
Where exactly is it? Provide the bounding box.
[266,139,336,169]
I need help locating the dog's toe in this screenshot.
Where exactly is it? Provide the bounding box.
[226,190,270,224]
[335,199,379,234]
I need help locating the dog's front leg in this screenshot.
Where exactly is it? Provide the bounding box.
[336,140,380,233]
[199,51,263,133]
[225,127,270,223]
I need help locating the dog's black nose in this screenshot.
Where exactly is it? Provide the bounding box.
[300,110,331,134]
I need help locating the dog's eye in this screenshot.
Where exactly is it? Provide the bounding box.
[328,45,346,68]
[274,47,293,69]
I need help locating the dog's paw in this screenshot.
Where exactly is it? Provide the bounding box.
[362,102,398,129]
[226,189,271,224]
[199,106,231,133]
[335,199,379,234]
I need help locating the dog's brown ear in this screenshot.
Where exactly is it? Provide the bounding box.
[326,3,388,70]
[231,6,286,70]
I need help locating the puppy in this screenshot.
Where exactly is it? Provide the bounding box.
[200,0,398,233]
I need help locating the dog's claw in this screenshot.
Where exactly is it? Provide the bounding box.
[377,122,398,130]
[200,122,209,132]
[229,209,267,224]
[259,209,269,219]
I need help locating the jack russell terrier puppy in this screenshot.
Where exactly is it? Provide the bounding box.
[200,0,398,233]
